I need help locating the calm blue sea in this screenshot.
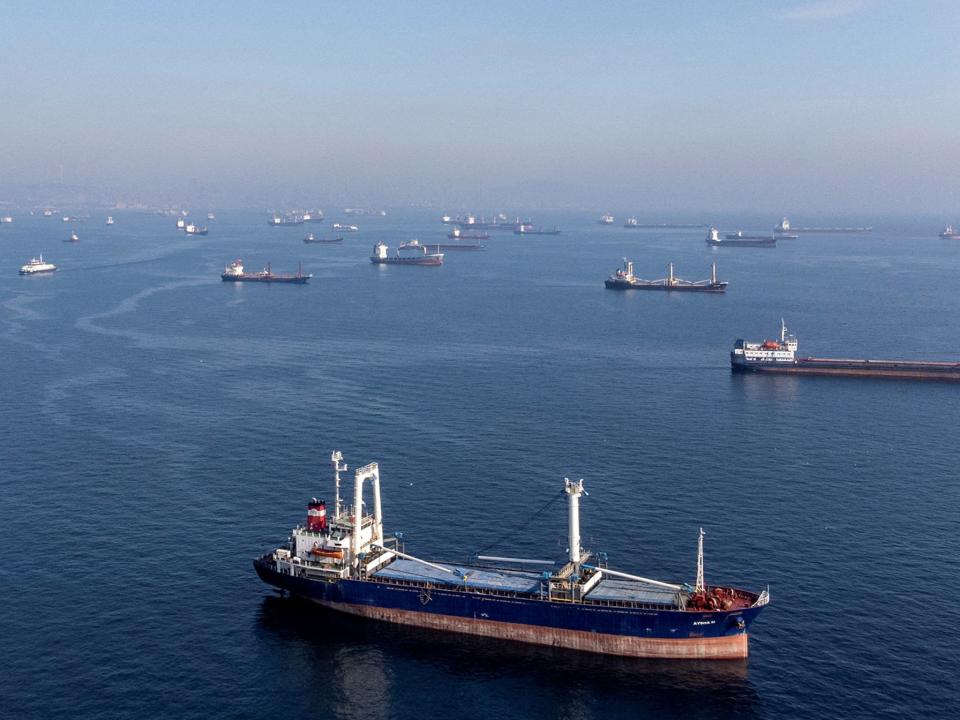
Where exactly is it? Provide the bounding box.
[1,209,958,719]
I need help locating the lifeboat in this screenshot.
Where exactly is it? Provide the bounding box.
[310,545,344,559]
[762,340,780,349]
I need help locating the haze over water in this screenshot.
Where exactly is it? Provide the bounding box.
[2,210,959,719]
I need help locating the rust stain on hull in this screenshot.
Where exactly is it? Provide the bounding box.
[312,600,750,660]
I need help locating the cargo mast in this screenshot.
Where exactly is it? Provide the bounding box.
[331,451,348,520]
[695,528,705,593]
[564,478,585,567]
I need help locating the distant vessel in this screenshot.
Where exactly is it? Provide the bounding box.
[43,209,55,217]
[207,212,216,220]
[425,240,482,251]
[732,320,960,381]
[65,231,79,243]
[599,214,614,225]
[254,453,769,660]
[303,234,343,244]
[105,216,114,226]
[706,227,775,247]
[775,217,871,234]
[332,223,359,232]
[302,210,324,223]
[939,224,960,239]
[370,241,443,266]
[221,259,311,283]
[1,215,13,223]
[515,224,560,236]
[19,255,57,275]
[185,223,208,236]
[624,217,639,228]
[176,217,186,230]
[269,214,304,227]
[605,260,727,293]
[725,230,775,241]
[448,227,489,240]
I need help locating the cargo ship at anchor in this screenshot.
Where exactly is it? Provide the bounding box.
[706,227,775,247]
[370,241,443,266]
[732,320,960,381]
[221,259,311,283]
[254,453,770,660]
[448,227,489,241]
[605,260,727,292]
[775,217,871,234]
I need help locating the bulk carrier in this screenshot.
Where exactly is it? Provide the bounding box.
[254,453,770,660]
[732,320,960,380]
[605,260,727,292]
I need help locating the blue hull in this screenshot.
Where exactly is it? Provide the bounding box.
[254,558,763,659]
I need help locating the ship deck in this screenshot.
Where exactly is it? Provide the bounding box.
[371,558,682,607]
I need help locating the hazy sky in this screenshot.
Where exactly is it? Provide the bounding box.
[2,0,959,212]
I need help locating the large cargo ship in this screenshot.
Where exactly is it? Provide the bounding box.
[515,224,560,235]
[370,241,443,266]
[706,227,775,247]
[221,259,311,283]
[775,217,871,234]
[254,453,770,660]
[605,260,727,292]
[448,227,489,241]
[732,320,960,381]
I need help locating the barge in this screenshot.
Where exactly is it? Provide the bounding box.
[254,452,769,660]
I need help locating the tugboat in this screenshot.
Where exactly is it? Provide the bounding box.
[303,233,343,244]
[254,452,769,660]
[939,224,960,239]
[370,241,443,266]
[184,223,208,236]
[605,260,727,293]
[19,255,57,275]
[706,227,776,247]
[65,231,79,243]
[731,320,960,381]
[220,259,311,283]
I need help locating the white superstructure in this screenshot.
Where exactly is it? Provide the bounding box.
[731,319,798,364]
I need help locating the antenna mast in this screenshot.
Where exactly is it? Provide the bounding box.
[695,528,705,593]
[331,451,348,520]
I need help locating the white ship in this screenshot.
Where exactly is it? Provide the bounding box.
[176,217,186,230]
[20,255,57,275]
[332,223,359,232]
[624,216,639,228]
[600,214,614,225]
[1,215,13,224]
[106,216,115,226]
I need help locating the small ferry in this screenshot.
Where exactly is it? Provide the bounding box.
[732,320,960,381]
[332,223,359,232]
[221,259,311,284]
[706,227,776,247]
[65,231,79,243]
[939,224,960,239]
[370,241,443,266]
[605,260,727,293]
[19,255,57,275]
[184,223,208,236]
[599,214,614,225]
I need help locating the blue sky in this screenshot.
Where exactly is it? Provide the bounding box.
[1,0,958,211]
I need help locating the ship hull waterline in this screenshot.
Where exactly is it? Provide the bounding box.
[605,280,727,293]
[732,359,960,381]
[254,559,759,660]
